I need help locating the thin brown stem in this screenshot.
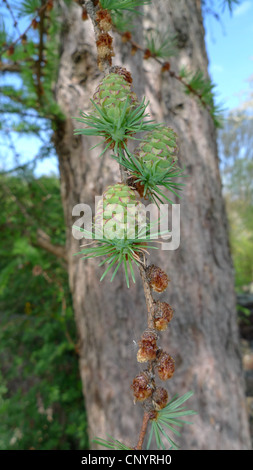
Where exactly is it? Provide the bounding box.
[120,163,127,183]
[36,1,46,101]
[0,62,21,73]
[135,411,150,450]
[115,29,213,115]
[138,262,155,329]
[1,2,49,54]
[118,150,129,184]
[84,0,114,73]
[85,6,159,451]
[83,0,100,34]
[3,0,22,36]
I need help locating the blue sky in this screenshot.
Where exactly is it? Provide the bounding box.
[1,1,253,176]
[204,0,253,110]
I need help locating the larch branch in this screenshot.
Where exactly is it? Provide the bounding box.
[135,411,150,450]
[138,263,155,329]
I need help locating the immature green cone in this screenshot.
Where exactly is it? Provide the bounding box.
[77,182,160,286]
[134,125,179,173]
[94,183,146,240]
[74,69,160,156]
[93,72,138,123]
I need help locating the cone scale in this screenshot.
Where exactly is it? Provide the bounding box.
[134,125,179,173]
[95,183,146,240]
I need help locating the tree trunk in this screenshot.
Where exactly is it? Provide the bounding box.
[54,1,251,449]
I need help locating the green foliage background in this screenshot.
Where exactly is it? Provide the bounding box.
[219,109,253,292]
[0,174,88,450]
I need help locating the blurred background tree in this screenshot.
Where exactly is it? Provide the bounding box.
[0,173,88,449]
[218,83,253,425]
[0,0,252,450]
[219,79,253,291]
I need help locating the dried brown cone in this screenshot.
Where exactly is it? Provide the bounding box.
[121,31,132,43]
[149,409,158,421]
[96,32,113,59]
[143,48,152,60]
[156,350,175,381]
[96,32,114,70]
[110,66,133,84]
[137,330,158,363]
[46,0,54,12]
[82,7,88,20]
[161,62,171,73]
[145,265,169,293]
[152,387,169,410]
[96,9,112,32]
[132,372,153,402]
[127,174,149,200]
[32,18,38,29]
[7,45,15,56]
[131,45,138,56]
[21,34,27,45]
[154,301,174,331]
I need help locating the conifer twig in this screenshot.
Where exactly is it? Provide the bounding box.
[84,0,114,72]
[138,262,155,329]
[115,28,221,124]
[0,1,50,55]
[135,411,150,450]
[3,0,22,36]
[77,1,195,451]
[36,0,47,100]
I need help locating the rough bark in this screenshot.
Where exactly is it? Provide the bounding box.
[54,1,251,449]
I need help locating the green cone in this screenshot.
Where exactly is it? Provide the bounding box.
[94,183,146,240]
[74,71,161,156]
[134,125,179,174]
[93,73,138,124]
[75,183,162,286]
